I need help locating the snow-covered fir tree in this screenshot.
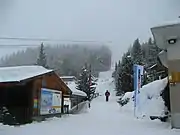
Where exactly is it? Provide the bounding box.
[76,65,96,100]
[112,62,118,78]
[114,61,123,96]
[37,43,48,68]
[0,107,18,125]
[131,38,143,65]
[115,50,133,95]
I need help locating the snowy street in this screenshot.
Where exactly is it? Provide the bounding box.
[0,70,180,135]
[1,95,180,135]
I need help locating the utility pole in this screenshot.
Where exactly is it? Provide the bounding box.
[88,64,91,108]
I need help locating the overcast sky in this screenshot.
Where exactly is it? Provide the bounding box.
[0,0,180,62]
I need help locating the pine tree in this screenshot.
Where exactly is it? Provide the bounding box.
[76,67,89,92]
[148,37,153,45]
[121,52,133,93]
[37,43,48,68]
[114,50,133,95]
[115,60,123,96]
[112,62,118,78]
[76,65,96,100]
[115,62,118,72]
[131,38,143,65]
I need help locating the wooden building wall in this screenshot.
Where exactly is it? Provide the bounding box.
[0,71,70,124]
[31,72,70,117]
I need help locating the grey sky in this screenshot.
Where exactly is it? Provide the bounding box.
[0,0,180,62]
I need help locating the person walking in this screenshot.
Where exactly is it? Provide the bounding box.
[105,90,110,102]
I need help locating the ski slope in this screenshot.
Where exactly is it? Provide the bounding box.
[96,69,115,96]
[0,70,180,135]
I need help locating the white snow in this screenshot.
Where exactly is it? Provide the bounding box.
[121,92,133,100]
[1,71,180,135]
[0,65,53,82]
[121,77,168,118]
[96,69,115,96]
[60,76,75,79]
[67,81,87,97]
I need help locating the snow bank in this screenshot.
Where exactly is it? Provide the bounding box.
[121,77,168,118]
[67,82,87,97]
[69,101,89,114]
[121,92,133,100]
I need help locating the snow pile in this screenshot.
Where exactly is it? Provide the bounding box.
[121,92,133,100]
[78,101,89,114]
[67,81,87,97]
[121,77,168,118]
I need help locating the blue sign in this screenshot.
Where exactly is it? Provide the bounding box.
[41,90,53,107]
[40,89,53,115]
[133,64,144,117]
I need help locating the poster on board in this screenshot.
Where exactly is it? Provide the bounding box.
[40,88,62,115]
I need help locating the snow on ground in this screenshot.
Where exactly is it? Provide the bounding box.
[1,71,180,135]
[121,77,168,118]
[1,95,179,135]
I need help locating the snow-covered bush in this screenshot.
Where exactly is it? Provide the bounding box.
[0,107,18,125]
[117,92,133,106]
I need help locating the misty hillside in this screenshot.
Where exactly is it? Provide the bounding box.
[0,44,112,77]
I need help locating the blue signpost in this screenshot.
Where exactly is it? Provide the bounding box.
[133,64,144,117]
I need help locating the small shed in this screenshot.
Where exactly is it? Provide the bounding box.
[60,76,77,83]
[0,65,70,125]
[64,81,87,111]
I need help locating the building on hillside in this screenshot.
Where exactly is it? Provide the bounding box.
[62,80,87,114]
[0,66,71,125]
[147,44,161,66]
[66,81,87,109]
[147,63,168,81]
[61,76,97,113]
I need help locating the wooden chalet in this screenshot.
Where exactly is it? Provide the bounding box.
[0,65,71,125]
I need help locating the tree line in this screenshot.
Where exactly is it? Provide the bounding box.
[0,43,112,77]
[113,38,168,96]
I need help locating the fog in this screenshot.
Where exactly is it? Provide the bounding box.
[0,0,180,62]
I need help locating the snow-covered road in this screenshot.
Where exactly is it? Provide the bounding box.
[1,95,179,135]
[0,70,180,135]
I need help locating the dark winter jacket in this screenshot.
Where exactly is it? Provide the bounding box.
[105,91,110,97]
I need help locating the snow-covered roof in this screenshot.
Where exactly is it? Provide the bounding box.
[0,65,53,83]
[152,21,180,29]
[67,82,87,97]
[60,76,76,79]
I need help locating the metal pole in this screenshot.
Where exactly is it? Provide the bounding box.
[88,64,91,108]
[89,64,91,100]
